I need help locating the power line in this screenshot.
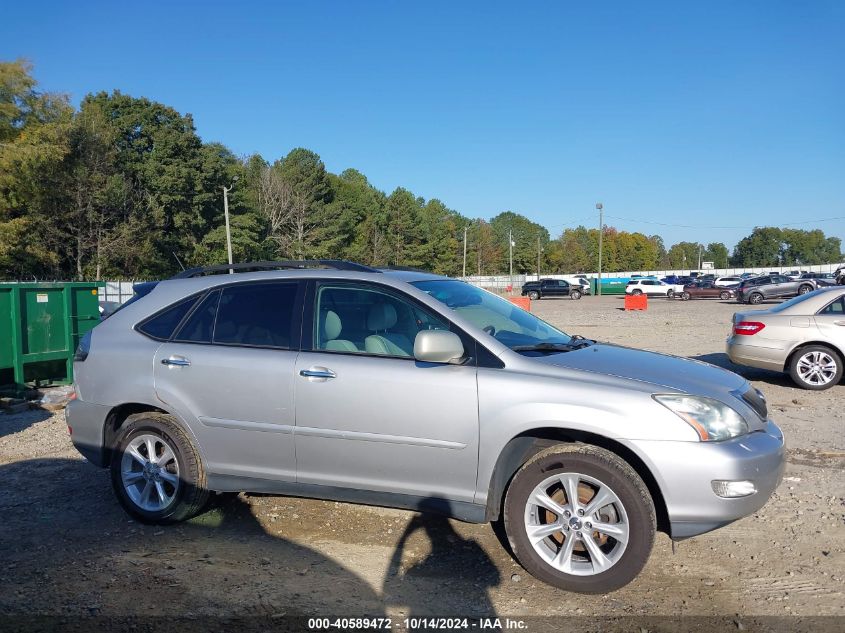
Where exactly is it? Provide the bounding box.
[603,213,845,230]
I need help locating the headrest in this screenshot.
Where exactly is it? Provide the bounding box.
[367,303,397,331]
[323,310,342,341]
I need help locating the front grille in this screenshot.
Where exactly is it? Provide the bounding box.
[740,387,768,420]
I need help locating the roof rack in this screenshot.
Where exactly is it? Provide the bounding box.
[380,265,433,273]
[172,260,382,279]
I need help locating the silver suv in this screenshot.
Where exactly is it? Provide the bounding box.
[68,261,785,593]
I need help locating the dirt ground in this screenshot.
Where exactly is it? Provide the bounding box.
[1,295,843,627]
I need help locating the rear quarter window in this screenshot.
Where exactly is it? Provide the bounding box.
[137,296,200,341]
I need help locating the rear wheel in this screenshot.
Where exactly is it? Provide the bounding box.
[666,289,674,299]
[788,345,843,390]
[570,290,582,300]
[528,291,540,300]
[631,289,643,296]
[798,285,813,295]
[720,291,731,300]
[681,291,691,301]
[749,292,764,305]
[110,413,209,524]
[503,444,655,593]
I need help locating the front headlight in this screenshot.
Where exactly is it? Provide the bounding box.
[654,394,749,441]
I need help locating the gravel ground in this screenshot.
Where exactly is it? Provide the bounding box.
[0,295,843,626]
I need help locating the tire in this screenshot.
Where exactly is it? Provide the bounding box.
[110,413,209,524]
[681,292,691,301]
[798,285,812,295]
[666,289,674,299]
[749,292,764,305]
[528,291,540,301]
[788,345,843,391]
[631,289,642,296]
[570,290,582,300]
[503,444,656,593]
[720,291,731,300]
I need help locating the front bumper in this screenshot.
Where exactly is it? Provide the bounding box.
[66,398,111,467]
[629,420,785,539]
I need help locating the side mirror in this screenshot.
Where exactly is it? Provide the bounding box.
[414,330,465,364]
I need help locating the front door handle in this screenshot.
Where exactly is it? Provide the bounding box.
[299,367,336,380]
[834,321,845,327]
[162,356,191,367]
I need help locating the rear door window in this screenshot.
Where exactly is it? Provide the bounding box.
[213,282,301,349]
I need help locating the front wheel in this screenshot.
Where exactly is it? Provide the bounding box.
[666,289,674,299]
[720,291,731,300]
[503,444,656,593]
[570,290,582,300]
[528,291,540,301]
[681,291,691,301]
[749,292,764,305]
[788,345,843,390]
[798,285,812,295]
[110,413,209,524]
[631,289,643,296]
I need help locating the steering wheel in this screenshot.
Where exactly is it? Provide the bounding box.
[483,325,496,336]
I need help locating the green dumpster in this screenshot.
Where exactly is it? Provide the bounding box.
[591,277,630,295]
[0,282,104,390]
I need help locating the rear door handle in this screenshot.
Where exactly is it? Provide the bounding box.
[299,367,336,380]
[834,321,845,327]
[162,356,191,367]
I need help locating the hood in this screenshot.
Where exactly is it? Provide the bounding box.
[531,343,748,398]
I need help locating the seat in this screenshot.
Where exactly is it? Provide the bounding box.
[364,303,413,356]
[321,310,358,352]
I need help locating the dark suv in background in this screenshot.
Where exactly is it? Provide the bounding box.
[735,275,825,304]
[521,278,583,300]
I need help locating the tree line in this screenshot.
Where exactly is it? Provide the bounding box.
[1,60,841,280]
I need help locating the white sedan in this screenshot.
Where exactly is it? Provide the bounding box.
[625,279,682,297]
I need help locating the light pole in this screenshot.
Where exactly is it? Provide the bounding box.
[596,203,603,297]
[462,225,468,278]
[509,229,514,294]
[222,176,239,273]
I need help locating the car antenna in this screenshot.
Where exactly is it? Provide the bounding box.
[172,252,186,272]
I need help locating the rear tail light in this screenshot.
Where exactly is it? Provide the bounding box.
[734,321,766,336]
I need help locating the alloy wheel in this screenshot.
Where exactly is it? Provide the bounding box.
[120,433,181,512]
[523,472,629,576]
[796,351,838,387]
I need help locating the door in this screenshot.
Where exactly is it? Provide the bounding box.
[153,281,304,481]
[293,281,480,502]
[814,295,845,348]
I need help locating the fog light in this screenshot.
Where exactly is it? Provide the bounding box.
[712,480,756,498]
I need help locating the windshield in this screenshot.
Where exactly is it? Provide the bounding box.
[411,280,572,349]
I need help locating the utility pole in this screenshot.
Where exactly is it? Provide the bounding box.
[596,203,603,296]
[697,243,703,270]
[222,176,239,273]
[462,225,468,278]
[509,229,514,294]
[537,234,541,280]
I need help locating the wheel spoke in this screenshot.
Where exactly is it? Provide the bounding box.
[531,490,566,517]
[154,481,168,505]
[581,531,613,573]
[159,470,178,486]
[560,474,581,510]
[583,486,614,517]
[554,533,578,573]
[122,470,144,484]
[141,480,153,505]
[591,521,628,544]
[127,446,147,467]
[145,438,157,462]
[527,522,563,544]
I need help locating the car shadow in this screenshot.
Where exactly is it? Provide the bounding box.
[692,353,795,387]
[0,458,501,620]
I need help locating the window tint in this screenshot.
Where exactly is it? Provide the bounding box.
[819,297,845,315]
[213,282,299,348]
[137,296,199,341]
[315,285,449,357]
[174,290,220,343]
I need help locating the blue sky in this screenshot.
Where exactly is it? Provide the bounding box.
[2,1,843,249]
